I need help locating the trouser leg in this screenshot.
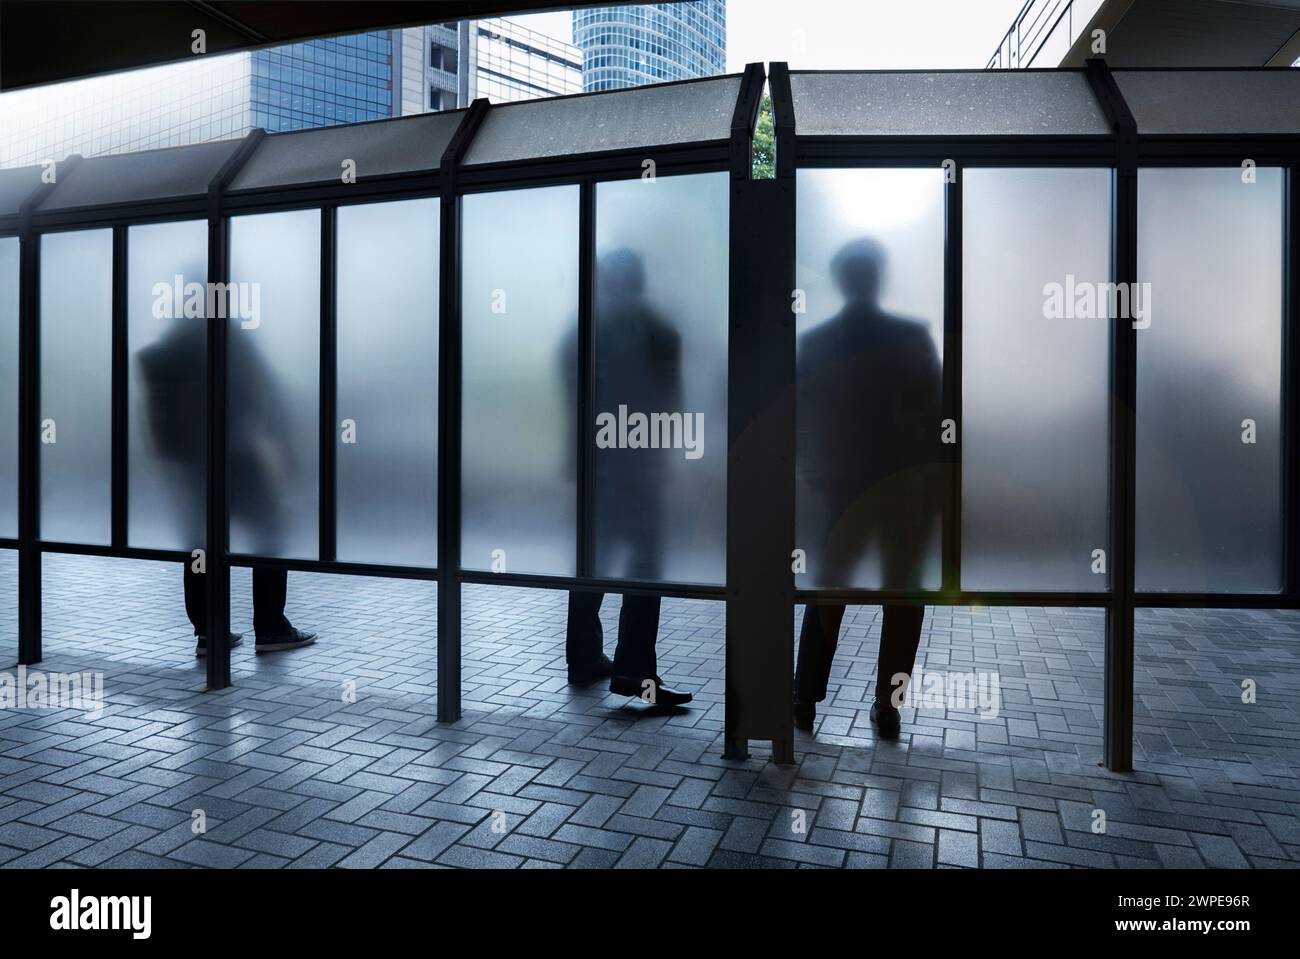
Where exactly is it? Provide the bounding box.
[794,602,846,704]
[252,567,290,636]
[796,506,855,705]
[877,604,926,707]
[877,509,930,706]
[612,594,661,681]
[566,591,605,666]
[183,561,206,635]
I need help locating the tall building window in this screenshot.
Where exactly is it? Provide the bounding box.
[431,43,458,73]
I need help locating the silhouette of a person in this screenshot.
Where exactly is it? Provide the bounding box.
[562,249,692,706]
[795,237,942,737]
[136,293,316,657]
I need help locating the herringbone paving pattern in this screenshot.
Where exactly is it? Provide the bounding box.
[0,552,1297,868]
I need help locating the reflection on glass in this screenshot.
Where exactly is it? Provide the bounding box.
[795,169,944,589]
[128,219,208,551]
[0,237,17,538]
[1136,167,1284,592]
[461,185,578,575]
[228,209,320,560]
[592,173,727,585]
[336,198,439,567]
[41,229,113,544]
[962,169,1111,591]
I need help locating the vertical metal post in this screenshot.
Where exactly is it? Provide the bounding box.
[1086,59,1136,772]
[203,129,265,690]
[16,203,41,666]
[725,63,793,764]
[204,198,232,690]
[15,156,80,667]
[577,179,596,578]
[1285,166,1299,597]
[437,99,489,723]
[941,167,963,594]
[319,204,338,563]
[111,225,128,549]
[437,186,462,722]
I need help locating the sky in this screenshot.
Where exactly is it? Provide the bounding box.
[513,0,1031,70]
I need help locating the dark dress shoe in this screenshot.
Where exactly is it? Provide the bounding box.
[794,700,816,732]
[255,627,317,653]
[610,675,693,707]
[195,632,244,657]
[568,654,613,685]
[870,701,901,739]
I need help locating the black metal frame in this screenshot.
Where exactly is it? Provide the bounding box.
[725,62,794,763]
[6,62,1299,772]
[771,61,1300,772]
[0,74,760,731]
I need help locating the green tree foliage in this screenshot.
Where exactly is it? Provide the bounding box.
[752,94,774,179]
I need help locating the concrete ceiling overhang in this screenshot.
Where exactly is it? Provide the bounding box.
[1060,0,1300,67]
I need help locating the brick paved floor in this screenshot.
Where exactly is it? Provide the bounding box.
[0,552,1297,868]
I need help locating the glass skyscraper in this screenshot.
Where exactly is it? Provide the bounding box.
[0,18,583,168]
[250,32,394,131]
[0,31,396,168]
[573,1,726,92]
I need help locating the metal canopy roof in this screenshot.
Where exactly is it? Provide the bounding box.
[7,63,1300,227]
[786,70,1111,138]
[229,110,466,192]
[1112,68,1300,134]
[0,164,44,220]
[0,69,752,226]
[463,75,742,166]
[33,140,242,213]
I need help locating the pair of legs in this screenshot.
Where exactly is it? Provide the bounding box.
[182,562,292,637]
[795,603,925,708]
[796,496,932,713]
[565,590,691,705]
[566,591,662,681]
[564,497,691,705]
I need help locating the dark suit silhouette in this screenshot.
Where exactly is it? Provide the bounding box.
[796,238,942,720]
[564,250,689,698]
[136,312,301,642]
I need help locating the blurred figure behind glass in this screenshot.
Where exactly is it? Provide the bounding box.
[562,249,693,707]
[136,296,317,657]
[795,237,942,738]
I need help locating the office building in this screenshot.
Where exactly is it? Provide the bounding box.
[0,32,395,168]
[573,1,726,92]
[0,14,586,170]
[398,17,581,115]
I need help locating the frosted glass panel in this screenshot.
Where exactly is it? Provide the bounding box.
[461,185,578,575]
[1136,168,1284,593]
[593,173,727,585]
[128,220,208,551]
[0,237,17,538]
[228,209,320,560]
[795,169,944,590]
[41,229,112,544]
[336,198,438,567]
[962,169,1111,592]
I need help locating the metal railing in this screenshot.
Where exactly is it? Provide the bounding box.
[988,0,1079,69]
